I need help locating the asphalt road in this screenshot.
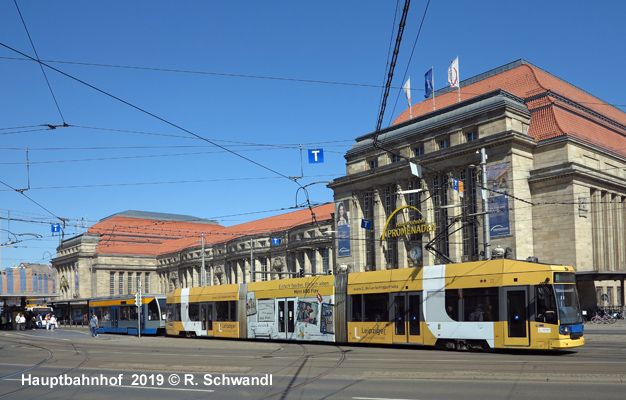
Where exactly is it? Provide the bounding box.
[1,322,624,400]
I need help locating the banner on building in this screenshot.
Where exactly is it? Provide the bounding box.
[336,201,351,257]
[486,162,510,237]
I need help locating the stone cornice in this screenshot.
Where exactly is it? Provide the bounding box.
[330,132,536,190]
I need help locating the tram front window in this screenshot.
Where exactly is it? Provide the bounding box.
[147,299,159,321]
[555,284,583,325]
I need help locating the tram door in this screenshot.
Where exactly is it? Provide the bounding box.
[200,303,214,336]
[504,287,530,346]
[391,292,423,344]
[111,307,118,329]
[277,299,295,339]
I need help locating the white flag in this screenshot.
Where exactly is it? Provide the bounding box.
[448,57,459,88]
[402,77,411,105]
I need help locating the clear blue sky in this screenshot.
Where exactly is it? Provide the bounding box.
[1,1,625,269]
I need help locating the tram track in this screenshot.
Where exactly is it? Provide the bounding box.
[260,344,347,400]
[179,342,347,400]
[182,342,309,400]
[0,334,92,399]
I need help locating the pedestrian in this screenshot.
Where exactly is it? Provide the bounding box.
[18,313,26,330]
[50,315,57,331]
[36,314,42,329]
[90,314,99,338]
[45,314,50,330]
[1,315,6,330]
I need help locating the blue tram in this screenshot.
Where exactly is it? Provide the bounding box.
[89,294,166,335]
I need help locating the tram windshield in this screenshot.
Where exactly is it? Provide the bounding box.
[147,299,160,321]
[555,284,583,325]
[158,298,167,321]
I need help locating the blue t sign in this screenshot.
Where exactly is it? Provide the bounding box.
[361,219,372,230]
[308,149,324,164]
[51,223,61,233]
[271,238,280,245]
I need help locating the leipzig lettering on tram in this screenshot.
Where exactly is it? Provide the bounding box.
[380,205,436,240]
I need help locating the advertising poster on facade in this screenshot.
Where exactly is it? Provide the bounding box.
[486,163,511,237]
[336,201,351,257]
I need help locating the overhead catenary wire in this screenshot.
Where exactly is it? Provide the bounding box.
[0,43,296,183]
[1,56,624,110]
[0,41,332,229]
[13,0,66,124]
[0,180,67,225]
[386,0,432,128]
[0,174,337,191]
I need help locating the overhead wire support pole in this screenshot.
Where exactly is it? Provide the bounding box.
[480,148,491,260]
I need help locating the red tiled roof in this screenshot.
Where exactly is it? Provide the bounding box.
[88,203,335,256]
[87,216,226,256]
[393,62,626,156]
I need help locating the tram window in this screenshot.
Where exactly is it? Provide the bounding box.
[100,307,111,322]
[229,301,237,321]
[215,301,229,321]
[535,286,557,324]
[445,290,460,321]
[462,288,499,322]
[363,294,389,322]
[129,307,138,320]
[147,300,159,321]
[166,303,180,322]
[350,295,363,322]
[120,307,130,321]
[158,299,167,320]
[189,303,200,321]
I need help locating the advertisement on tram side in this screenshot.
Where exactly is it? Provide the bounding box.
[246,277,335,342]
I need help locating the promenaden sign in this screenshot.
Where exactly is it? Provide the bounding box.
[380,205,436,240]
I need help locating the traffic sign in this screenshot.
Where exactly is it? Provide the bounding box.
[271,238,280,245]
[308,149,324,164]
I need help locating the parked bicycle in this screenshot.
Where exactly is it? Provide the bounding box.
[591,310,616,324]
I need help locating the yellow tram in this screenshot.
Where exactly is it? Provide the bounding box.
[165,259,584,351]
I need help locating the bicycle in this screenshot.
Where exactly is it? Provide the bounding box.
[591,311,616,324]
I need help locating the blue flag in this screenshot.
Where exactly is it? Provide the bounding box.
[424,68,434,99]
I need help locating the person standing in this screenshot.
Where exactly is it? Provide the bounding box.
[90,314,99,338]
[45,314,50,330]
[50,315,57,331]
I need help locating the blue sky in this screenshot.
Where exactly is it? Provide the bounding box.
[1,1,625,269]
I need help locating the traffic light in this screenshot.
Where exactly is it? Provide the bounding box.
[299,268,304,278]
[327,269,333,275]
[134,291,141,307]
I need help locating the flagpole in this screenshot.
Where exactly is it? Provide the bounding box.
[456,56,460,103]
[431,66,435,111]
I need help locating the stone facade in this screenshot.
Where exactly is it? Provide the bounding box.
[328,60,626,310]
[52,207,334,298]
[156,220,334,292]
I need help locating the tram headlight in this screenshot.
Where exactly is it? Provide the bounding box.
[559,326,571,335]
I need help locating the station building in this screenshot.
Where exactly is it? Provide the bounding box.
[328,59,626,311]
[52,205,335,299]
[51,60,626,312]
[0,263,55,298]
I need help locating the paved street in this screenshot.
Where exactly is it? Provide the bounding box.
[1,322,625,399]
